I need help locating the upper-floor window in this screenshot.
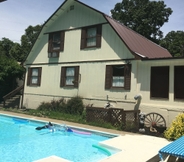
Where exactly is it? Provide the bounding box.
[105,64,131,90]
[48,31,65,58]
[80,24,102,49]
[27,67,42,86]
[60,66,80,88]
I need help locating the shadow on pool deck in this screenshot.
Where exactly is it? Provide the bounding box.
[0,111,170,162]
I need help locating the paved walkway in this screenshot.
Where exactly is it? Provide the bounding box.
[0,111,170,162]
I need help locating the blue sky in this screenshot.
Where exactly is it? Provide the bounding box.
[0,0,183,43]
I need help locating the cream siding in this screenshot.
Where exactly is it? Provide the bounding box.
[23,0,184,126]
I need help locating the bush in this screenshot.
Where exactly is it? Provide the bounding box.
[36,96,84,115]
[164,113,184,141]
[37,98,67,112]
[66,96,84,115]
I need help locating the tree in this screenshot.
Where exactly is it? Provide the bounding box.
[111,0,172,43]
[0,24,42,101]
[160,31,184,57]
[0,38,14,58]
[0,53,25,102]
[21,25,42,61]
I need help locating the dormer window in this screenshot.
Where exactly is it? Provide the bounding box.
[48,31,65,58]
[80,24,102,49]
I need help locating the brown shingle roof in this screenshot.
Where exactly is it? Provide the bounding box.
[105,15,172,59]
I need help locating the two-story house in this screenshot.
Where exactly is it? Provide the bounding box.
[23,0,184,126]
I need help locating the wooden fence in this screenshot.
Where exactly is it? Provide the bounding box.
[86,107,140,131]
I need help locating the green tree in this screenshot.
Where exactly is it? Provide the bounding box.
[0,24,41,102]
[21,25,42,61]
[0,38,14,58]
[111,0,172,43]
[0,54,25,102]
[160,31,184,57]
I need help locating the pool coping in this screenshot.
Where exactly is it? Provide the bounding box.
[0,111,170,162]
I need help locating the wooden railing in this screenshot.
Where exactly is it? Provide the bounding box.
[3,85,24,107]
[86,107,140,131]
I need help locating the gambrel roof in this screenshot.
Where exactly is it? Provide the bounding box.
[33,0,172,60]
[105,15,172,59]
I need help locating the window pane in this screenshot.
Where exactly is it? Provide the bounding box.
[87,27,96,47]
[31,76,38,84]
[66,67,75,85]
[112,76,124,87]
[87,28,96,37]
[112,65,124,87]
[87,37,96,47]
[52,33,60,50]
[32,69,38,76]
[66,68,74,76]
[66,76,74,85]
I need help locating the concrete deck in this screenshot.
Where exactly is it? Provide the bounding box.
[0,111,170,162]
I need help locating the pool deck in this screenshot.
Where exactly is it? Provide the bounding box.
[0,111,170,162]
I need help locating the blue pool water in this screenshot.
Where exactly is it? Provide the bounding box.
[0,114,118,162]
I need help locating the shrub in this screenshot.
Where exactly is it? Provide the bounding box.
[36,96,84,115]
[66,96,84,115]
[37,102,52,111]
[164,113,184,141]
[37,98,67,112]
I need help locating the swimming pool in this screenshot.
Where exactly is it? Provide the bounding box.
[0,113,119,162]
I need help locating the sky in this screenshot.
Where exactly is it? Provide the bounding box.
[0,0,184,43]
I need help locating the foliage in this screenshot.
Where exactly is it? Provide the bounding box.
[160,31,184,57]
[111,0,173,43]
[164,113,184,141]
[37,96,84,115]
[0,54,25,101]
[37,98,67,112]
[21,25,42,61]
[0,24,42,101]
[66,96,84,115]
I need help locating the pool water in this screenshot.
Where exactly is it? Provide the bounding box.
[0,114,118,162]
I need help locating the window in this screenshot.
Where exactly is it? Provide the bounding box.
[80,25,102,49]
[105,64,131,90]
[27,67,42,86]
[150,66,169,99]
[174,66,184,100]
[48,31,65,58]
[60,66,80,87]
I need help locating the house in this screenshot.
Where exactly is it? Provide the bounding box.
[23,0,184,126]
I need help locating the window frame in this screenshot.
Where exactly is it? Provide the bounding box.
[48,31,65,58]
[105,64,131,90]
[27,67,42,86]
[60,66,80,88]
[80,24,102,49]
